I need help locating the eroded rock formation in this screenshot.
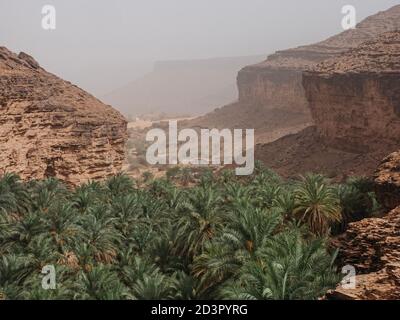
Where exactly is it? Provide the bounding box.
[303,31,400,153]
[327,203,400,300]
[187,5,400,141]
[326,148,400,300]
[257,31,400,179]
[239,4,400,115]
[374,151,400,211]
[0,47,127,185]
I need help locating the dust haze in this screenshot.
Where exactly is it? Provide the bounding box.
[1,0,399,116]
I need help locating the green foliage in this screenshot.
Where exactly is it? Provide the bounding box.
[219,228,340,300]
[293,174,342,236]
[0,169,367,300]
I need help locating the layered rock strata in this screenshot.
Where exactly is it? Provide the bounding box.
[303,31,400,153]
[257,31,400,179]
[187,5,400,138]
[0,47,127,185]
[374,151,400,210]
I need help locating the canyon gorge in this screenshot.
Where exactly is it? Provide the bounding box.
[258,30,400,179]
[185,5,400,146]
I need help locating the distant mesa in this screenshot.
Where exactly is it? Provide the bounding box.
[102,55,265,117]
[0,46,127,185]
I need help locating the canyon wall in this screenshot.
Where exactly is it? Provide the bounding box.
[188,5,400,139]
[256,31,400,179]
[327,151,400,300]
[0,47,127,185]
[374,151,400,211]
[303,31,400,153]
[237,4,400,119]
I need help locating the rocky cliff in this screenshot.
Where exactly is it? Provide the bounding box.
[0,47,127,185]
[187,5,400,144]
[327,206,400,300]
[326,151,400,300]
[238,4,400,119]
[303,31,400,153]
[374,151,400,211]
[257,31,400,179]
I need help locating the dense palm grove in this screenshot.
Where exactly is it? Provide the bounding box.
[0,162,378,300]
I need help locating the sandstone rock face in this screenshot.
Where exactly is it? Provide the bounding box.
[238,5,400,120]
[328,206,400,300]
[187,5,400,144]
[0,47,127,185]
[374,151,400,210]
[255,29,400,179]
[255,125,398,180]
[303,31,400,153]
[326,149,400,300]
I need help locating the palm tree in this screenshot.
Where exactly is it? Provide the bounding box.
[110,194,140,238]
[0,166,346,300]
[75,265,128,300]
[174,186,223,258]
[105,173,135,197]
[192,206,282,294]
[222,207,282,255]
[171,271,204,300]
[219,169,235,184]
[192,242,241,296]
[220,228,340,300]
[294,174,342,235]
[0,173,30,215]
[0,254,33,289]
[131,273,173,300]
[29,177,68,212]
[11,210,46,245]
[72,181,104,213]
[273,191,296,220]
[164,188,187,212]
[333,177,375,233]
[45,203,81,253]
[78,211,120,264]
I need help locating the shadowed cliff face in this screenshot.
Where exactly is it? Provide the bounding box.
[327,150,400,300]
[0,47,127,185]
[375,150,400,211]
[299,33,400,300]
[238,5,400,118]
[328,206,400,300]
[256,31,400,180]
[303,31,400,153]
[190,5,400,139]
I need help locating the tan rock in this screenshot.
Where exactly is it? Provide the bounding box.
[188,5,400,139]
[374,150,400,210]
[257,31,400,179]
[303,31,400,153]
[0,47,127,186]
[328,206,400,300]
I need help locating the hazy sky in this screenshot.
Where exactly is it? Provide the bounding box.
[1,0,399,95]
